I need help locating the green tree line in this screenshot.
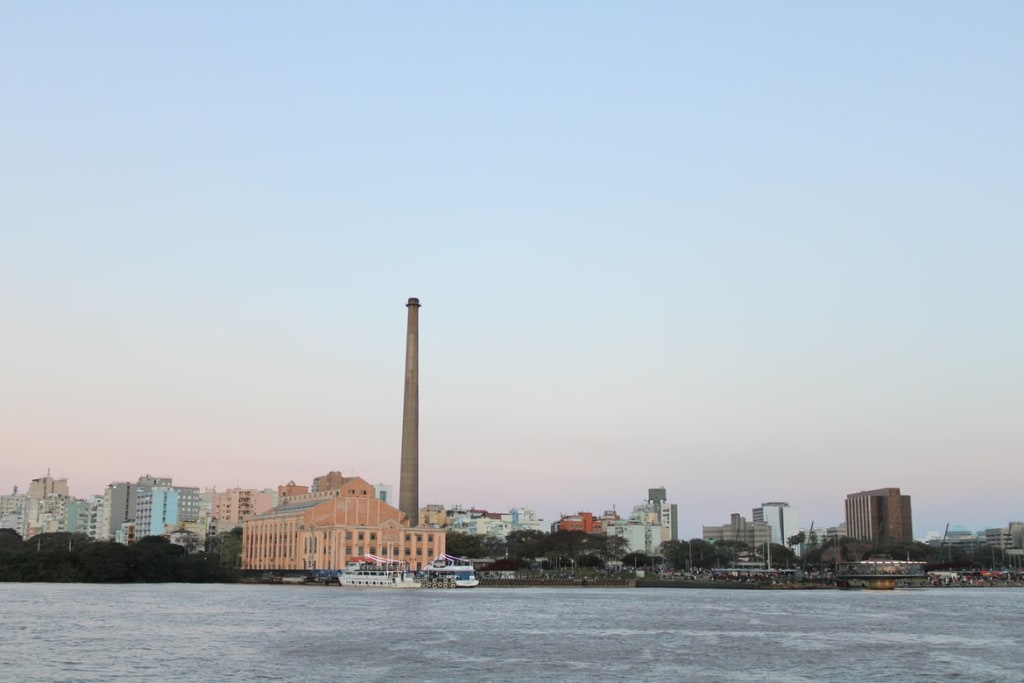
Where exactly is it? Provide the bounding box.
[446,528,808,571]
[445,529,632,569]
[0,529,241,582]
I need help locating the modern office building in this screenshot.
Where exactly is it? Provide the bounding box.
[845,487,913,544]
[752,502,800,551]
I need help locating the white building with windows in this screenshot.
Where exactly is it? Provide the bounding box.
[752,502,801,554]
[605,490,677,555]
[443,506,546,540]
[0,487,28,538]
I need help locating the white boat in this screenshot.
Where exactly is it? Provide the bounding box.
[338,556,420,588]
[419,554,480,588]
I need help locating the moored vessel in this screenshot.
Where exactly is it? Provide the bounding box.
[836,558,927,590]
[420,554,479,588]
[338,555,419,588]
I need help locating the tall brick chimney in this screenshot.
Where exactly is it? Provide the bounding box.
[399,297,420,526]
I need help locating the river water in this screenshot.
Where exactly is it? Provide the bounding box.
[1,583,1020,682]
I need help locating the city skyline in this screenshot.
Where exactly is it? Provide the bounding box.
[3,467,1016,543]
[3,5,1021,540]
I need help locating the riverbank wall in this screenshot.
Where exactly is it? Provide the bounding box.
[479,577,635,588]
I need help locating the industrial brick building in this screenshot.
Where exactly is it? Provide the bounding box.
[242,472,445,572]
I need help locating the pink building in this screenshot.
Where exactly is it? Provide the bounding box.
[211,488,275,534]
[242,472,445,572]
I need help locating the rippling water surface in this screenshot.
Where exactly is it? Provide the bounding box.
[1,583,1020,682]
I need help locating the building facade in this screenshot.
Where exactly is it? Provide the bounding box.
[0,487,28,538]
[65,496,103,537]
[445,507,546,540]
[136,487,181,537]
[845,487,913,544]
[25,473,71,538]
[242,472,445,572]
[603,490,679,555]
[419,504,448,527]
[647,487,679,541]
[702,513,771,548]
[556,511,604,534]
[99,476,200,542]
[210,488,275,535]
[100,482,134,541]
[752,502,800,551]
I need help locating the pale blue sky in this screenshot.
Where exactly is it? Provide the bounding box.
[2,3,1021,539]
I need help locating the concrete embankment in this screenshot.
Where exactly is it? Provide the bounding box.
[635,578,836,590]
[479,577,635,588]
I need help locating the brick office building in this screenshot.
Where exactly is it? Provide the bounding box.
[845,487,913,544]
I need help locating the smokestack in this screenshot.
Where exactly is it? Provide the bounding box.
[399,297,420,526]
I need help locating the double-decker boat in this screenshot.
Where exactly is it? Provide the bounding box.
[419,554,480,588]
[836,558,927,590]
[338,555,419,588]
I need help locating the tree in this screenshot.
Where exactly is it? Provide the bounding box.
[787,532,806,549]
[873,539,933,562]
[503,529,547,562]
[660,540,692,570]
[79,541,138,581]
[660,539,727,570]
[0,528,23,550]
[220,528,243,569]
[765,543,796,567]
[135,536,187,580]
[621,552,654,569]
[805,536,875,566]
[444,530,489,558]
[594,534,630,564]
[543,530,589,571]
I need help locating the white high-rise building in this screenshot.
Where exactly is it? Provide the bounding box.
[752,502,801,554]
[0,487,28,538]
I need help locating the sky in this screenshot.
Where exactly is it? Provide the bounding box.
[2,3,1021,540]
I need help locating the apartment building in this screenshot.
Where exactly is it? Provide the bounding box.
[210,488,275,534]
